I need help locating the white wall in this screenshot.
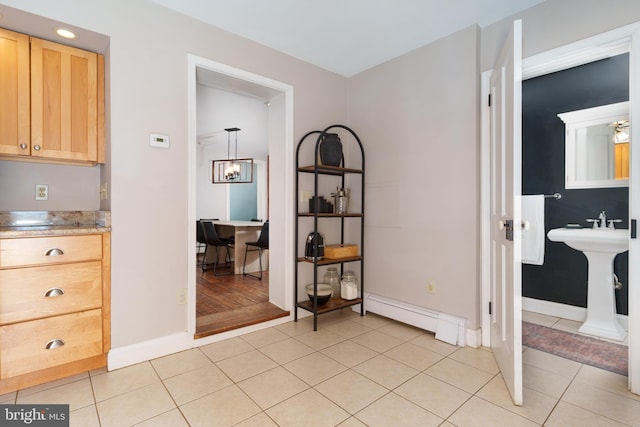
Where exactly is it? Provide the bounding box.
[481,0,640,71]
[0,161,101,210]
[348,25,481,328]
[0,0,348,351]
[195,85,268,221]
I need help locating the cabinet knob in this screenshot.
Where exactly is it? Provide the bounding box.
[19,143,28,150]
[44,288,65,297]
[45,339,65,350]
[33,145,41,151]
[45,248,64,256]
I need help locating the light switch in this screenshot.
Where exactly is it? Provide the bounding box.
[150,133,170,148]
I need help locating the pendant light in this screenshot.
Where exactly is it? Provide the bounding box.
[212,127,254,183]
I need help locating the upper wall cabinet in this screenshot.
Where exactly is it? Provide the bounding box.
[0,28,30,157]
[0,28,105,165]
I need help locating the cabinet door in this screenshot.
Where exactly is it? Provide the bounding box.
[0,28,30,157]
[30,37,98,162]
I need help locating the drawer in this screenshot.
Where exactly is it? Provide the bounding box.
[0,309,103,379]
[0,235,102,268]
[0,261,102,324]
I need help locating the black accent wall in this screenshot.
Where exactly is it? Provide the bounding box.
[522,54,629,315]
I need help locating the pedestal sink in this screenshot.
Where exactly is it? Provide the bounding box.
[547,228,629,341]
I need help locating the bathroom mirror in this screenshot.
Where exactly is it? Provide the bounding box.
[558,101,629,189]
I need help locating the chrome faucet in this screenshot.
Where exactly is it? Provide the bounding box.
[587,211,608,228]
[598,211,607,228]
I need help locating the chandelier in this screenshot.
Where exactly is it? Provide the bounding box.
[212,127,254,184]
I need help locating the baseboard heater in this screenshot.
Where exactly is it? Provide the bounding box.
[363,293,467,346]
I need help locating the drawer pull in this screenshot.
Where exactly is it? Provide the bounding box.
[45,339,65,350]
[44,288,65,297]
[45,248,65,256]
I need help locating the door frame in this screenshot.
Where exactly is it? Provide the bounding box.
[481,22,640,393]
[187,54,295,340]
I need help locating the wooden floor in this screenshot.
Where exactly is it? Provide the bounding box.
[195,260,289,339]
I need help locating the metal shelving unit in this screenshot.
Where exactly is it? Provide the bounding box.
[294,124,365,331]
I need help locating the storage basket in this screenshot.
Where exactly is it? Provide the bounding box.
[324,244,358,259]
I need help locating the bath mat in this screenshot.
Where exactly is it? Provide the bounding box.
[522,321,628,376]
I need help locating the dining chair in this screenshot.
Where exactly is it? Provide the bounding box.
[196,219,219,267]
[243,220,269,280]
[196,220,207,255]
[200,220,233,275]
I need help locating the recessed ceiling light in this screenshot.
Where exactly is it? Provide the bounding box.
[55,28,76,39]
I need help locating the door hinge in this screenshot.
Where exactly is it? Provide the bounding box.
[488,94,491,107]
[489,301,492,315]
[632,219,637,239]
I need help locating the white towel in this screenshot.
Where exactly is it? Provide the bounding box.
[522,195,545,265]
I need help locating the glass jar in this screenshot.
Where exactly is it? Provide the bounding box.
[323,267,340,298]
[341,271,358,300]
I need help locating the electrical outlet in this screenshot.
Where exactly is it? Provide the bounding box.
[35,184,48,201]
[427,280,436,294]
[177,288,187,304]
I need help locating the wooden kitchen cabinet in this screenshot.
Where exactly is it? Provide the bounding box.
[0,309,103,379]
[0,27,105,165]
[0,232,111,394]
[0,261,102,324]
[0,28,30,157]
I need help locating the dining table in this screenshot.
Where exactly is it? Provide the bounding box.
[209,220,265,275]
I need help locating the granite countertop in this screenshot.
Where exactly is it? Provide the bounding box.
[0,211,111,238]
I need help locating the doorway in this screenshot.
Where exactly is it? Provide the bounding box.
[521,53,630,361]
[481,21,640,398]
[187,55,295,340]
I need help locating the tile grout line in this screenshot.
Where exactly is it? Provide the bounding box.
[145,357,191,426]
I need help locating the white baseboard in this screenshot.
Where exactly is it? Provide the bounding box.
[108,332,193,371]
[363,293,468,346]
[108,315,293,371]
[523,297,628,330]
[466,328,482,348]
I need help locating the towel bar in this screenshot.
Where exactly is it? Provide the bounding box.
[544,193,562,199]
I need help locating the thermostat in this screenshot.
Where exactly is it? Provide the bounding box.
[150,133,170,148]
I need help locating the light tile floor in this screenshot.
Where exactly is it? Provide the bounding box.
[2,310,639,426]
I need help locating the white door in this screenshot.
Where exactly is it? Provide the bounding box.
[489,20,523,405]
[629,26,640,395]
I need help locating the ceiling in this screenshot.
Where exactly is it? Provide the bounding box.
[0,4,109,53]
[153,0,546,77]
